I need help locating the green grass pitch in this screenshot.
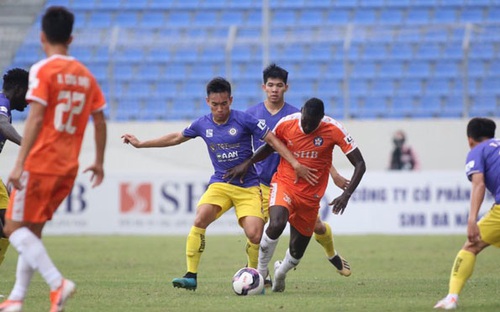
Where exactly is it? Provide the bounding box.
[1,235,498,312]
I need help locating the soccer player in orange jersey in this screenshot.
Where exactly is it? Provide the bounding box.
[226,97,365,292]
[0,6,107,312]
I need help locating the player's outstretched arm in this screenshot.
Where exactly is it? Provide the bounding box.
[330,148,366,215]
[330,165,350,190]
[0,115,22,145]
[122,131,190,148]
[84,110,106,188]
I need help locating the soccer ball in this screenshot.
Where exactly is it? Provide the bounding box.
[232,267,264,296]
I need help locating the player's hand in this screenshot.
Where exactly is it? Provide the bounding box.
[333,173,350,190]
[293,163,318,185]
[467,221,481,243]
[224,159,251,183]
[83,163,104,188]
[121,134,141,148]
[330,192,351,215]
[7,164,24,190]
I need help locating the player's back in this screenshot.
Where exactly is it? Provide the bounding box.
[25,55,106,176]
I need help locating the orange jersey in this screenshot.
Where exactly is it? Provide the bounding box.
[25,55,106,176]
[272,112,356,199]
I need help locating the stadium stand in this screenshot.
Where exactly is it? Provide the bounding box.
[2,0,500,121]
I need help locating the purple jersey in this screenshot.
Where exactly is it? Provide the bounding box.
[183,109,269,187]
[465,138,500,204]
[246,102,299,186]
[0,93,12,153]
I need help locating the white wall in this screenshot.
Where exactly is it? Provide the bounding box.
[4,118,495,176]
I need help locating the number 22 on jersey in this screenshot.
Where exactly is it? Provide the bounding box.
[55,90,85,134]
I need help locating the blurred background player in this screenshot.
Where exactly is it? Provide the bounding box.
[245,64,352,284]
[0,6,107,312]
[389,130,420,170]
[226,97,366,292]
[434,117,499,310]
[0,68,28,268]
[122,77,316,291]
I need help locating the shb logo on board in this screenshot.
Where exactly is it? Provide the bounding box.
[120,183,152,214]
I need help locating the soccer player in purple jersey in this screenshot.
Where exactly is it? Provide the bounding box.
[0,68,28,268]
[245,64,352,285]
[122,77,317,291]
[435,117,500,310]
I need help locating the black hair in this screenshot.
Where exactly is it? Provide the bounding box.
[303,97,325,117]
[467,117,496,141]
[2,68,29,92]
[42,6,74,44]
[263,63,288,84]
[206,77,231,96]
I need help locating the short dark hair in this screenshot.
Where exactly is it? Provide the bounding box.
[263,63,288,84]
[303,97,325,117]
[467,117,496,141]
[206,77,231,96]
[2,68,29,93]
[42,6,74,44]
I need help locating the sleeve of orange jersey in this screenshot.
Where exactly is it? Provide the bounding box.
[26,65,49,106]
[89,77,106,112]
[332,125,356,154]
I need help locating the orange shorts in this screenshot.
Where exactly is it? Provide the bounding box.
[269,181,320,236]
[7,171,75,223]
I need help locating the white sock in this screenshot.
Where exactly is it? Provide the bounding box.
[8,255,34,301]
[257,232,279,277]
[9,227,63,290]
[276,249,300,277]
[447,294,459,301]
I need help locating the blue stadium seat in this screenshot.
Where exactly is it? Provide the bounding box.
[164,64,189,80]
[440,96,464,118]
[307,45,333,61]
[388,96,416,118]
[192,10,219,26]
[379,9,404,24]
[115,12,139,27]
[359,0,386,7]
[323,63,345,79]
[415,42,441,59]
[149,0,176,9]
[201,0,227,8]
[113,65,135,81]
[432,8,458,23]
[385,0,412,6]
[378,61,404,77]
[371,79,395,96]
[173,47,199,62]
[71,47,94,63]
[405,8,431,24]
[246,9,262,26]
[146,48,171,63]
[141,12,166,28]
[88,12,114,28]
[350,96,389,119]
[414,95,442,117]
[272,10,298,26]
[115,48,145,63]
[72,0,98,10]
[434,60,460,77]
[154,82,178,97]
[406,61,431,77]
[389,42,414,59]
[351,61,377,78]
[317,79,342,97]
[441,42,463,60]
[480,78,500,95]
[326,9,351,24]
[87,64,107,81]
[396,79,422,95]
[115,100,142,121]
[140,100,169,121]
[349,79,370,96]
[468,60,486,77]
[352,9,377,24]
[486,7,500,22]
[137,66,162,81]
[219,11,245,26]
[361,43,388,60]
[122,0,149,9]
[299,10,324,26]
[459,7,485,23]
[469,95,498,117]
[486,60,500,77]
[425,78,450,95]
[168,11,192,26]
[95,0,122,10]
[469,43,495,59]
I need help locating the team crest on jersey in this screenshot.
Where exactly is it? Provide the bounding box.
[206,129,213,137]
[314,136,323,146]
[229,127,237,136]
[257,119,266,130]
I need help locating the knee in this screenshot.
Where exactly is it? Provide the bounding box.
[289,246,304,260]
[313,219,325,234]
